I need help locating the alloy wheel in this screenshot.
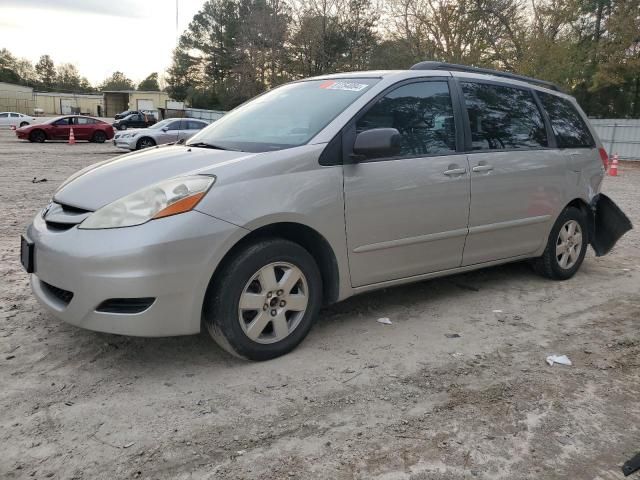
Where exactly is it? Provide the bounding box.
[238,262,309,344]
[556,220,583,269]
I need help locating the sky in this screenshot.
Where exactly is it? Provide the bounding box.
[0,0,207,85]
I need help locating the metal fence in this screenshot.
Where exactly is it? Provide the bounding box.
[590,119,640,161]
[0,96,35,115]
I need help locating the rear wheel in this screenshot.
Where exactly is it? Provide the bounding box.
[532,206,588,280]
[92,131,107,143]
[204,238,322,361]
[136,137,156,149]
[29,130,46,143]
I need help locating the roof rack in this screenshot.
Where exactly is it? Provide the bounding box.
[410,61,561,91]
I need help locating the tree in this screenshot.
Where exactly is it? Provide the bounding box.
[138,72,160,91]
[35,55,57,88]
[99,71,135,91]
[0,49,21,84]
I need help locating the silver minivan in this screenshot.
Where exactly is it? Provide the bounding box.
[22,62,631,360]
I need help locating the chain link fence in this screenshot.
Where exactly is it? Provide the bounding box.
[591,119,640,161]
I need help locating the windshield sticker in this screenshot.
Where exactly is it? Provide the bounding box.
[319,81,369,92]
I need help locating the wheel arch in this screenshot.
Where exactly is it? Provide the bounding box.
[208,221,341,307]
[565,197,592,240]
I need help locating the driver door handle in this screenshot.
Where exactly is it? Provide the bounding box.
[472,164,494,172]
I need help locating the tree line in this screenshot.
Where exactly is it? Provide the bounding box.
[166,0,640,117]
[2,0,638,117]
[0,49,161,93]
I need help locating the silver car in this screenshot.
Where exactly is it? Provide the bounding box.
[113,118,209,150]
[22,62,631,360]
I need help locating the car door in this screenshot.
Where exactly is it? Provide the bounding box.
[73,117,93,140]
[51,117,72,140]
[343,79,470,287]
[457,79,566,266]
[179,120,203,141]
[157,120,182,144]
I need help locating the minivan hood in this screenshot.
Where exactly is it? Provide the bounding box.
[54,145,258,211]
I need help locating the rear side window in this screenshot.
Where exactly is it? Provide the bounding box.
[356,81,457,157]
[538,92,595,148]
[461,82,548,150]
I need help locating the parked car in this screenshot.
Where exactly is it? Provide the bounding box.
[0,111,36,128]
[15,115,115,143]
[112,113,156,130]
[113,118,209,150]
[22,62,631,361]
[114,110,140,120]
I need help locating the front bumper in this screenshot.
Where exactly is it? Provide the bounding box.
[113,136,136,150]
[27,210,246,336]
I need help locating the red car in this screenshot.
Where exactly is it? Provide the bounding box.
[16,115,115,143]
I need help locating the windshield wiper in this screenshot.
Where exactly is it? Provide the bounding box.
[187,142,228,150]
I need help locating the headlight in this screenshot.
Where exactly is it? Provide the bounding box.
[79,175,215,229]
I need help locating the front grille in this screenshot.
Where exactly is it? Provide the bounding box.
[43,202,92,231]
[96,297,155,314]
[41,281,74,305]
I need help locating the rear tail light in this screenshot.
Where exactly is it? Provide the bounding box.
[598,147,609,170]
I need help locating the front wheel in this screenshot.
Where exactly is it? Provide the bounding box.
[532,206,588,280]
[29,130,46,143]
[203,238,322,361]
[136,137,156,149]
[20,121,29,127]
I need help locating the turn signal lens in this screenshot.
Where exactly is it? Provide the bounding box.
[153,192,206,219]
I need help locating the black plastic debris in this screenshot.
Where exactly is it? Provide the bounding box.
[622,452,640,476]
[589,194,633,256]
[31,177,47,183]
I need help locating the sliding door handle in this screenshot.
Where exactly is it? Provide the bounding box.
[443,168,466,176]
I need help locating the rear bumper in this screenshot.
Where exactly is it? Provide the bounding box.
[27,210,246,336]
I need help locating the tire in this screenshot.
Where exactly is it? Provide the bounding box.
[92,131,107,143]
[20,121,29,127]
[136,137,156,150]
[29,130,46,143]
[532,206,588,280]
[203,238,322,361]
[120,124,128,130]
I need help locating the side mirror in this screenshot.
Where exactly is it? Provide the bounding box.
[351,128,401,162]
[162,127,168,132]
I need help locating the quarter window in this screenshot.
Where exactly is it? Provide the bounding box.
[461,82,548,150]
[538,92,595,148]
[356,81,457,157]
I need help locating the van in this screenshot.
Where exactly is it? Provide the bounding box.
[22,62,631,360]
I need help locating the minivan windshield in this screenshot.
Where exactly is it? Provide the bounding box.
[186,78,379,152]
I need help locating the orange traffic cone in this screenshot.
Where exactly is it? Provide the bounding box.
[609,153,619,176]
[68,127,76,145]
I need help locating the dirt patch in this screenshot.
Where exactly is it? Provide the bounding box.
[1,129,639,479]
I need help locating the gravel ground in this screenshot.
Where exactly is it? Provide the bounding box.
[1,128,639,480]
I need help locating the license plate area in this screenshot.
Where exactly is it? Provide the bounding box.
[20,235,35,273]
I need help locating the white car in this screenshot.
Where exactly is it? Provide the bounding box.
[0,112,36,128]
[113,118,208,150]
